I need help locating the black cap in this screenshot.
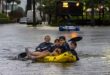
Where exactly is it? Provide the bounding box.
[59,36,66,40]
[68,36,83,43]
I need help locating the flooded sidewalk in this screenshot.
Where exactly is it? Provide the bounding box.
[0,24,110,75]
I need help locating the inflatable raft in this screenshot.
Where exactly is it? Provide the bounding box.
[36,51,77,63]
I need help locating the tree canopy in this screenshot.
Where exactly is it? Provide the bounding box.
[6,0,21,4]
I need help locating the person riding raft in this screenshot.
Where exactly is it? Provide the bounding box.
[18,35,83,62]
[69,36,83,61]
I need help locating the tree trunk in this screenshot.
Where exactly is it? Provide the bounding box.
[48,14,52,24]
[6,0,8,16]
[90,0,95,26]
[26,0,32,15]
[32,0,36,27]
[11,1,14,14]
[1,0,4,13]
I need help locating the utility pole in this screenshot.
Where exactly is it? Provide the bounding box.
[40,0,42,18]
[11,0,14,16]
[32,0,36,27]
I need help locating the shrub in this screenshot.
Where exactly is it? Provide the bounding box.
[0,13,11,24]
[0,13,8,18]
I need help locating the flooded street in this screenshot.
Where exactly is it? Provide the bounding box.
[0,23,110,75]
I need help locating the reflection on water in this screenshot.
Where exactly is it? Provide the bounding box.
[103,48,110,63]
[0,24,110,75]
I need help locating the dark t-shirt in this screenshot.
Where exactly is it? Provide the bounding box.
[70,48,79,61]
[35,42,53,52]
[50,45,61,52]
[60,43,70,53]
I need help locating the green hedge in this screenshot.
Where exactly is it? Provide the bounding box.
[0,13,11,24]
[0,13,8,18]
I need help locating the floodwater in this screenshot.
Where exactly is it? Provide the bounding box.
[0,23,110,75]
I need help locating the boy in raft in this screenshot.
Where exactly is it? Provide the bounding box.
[49,36,70,56]
[58,36,70,53]
[50,39,60,56]
[69,36,83,61]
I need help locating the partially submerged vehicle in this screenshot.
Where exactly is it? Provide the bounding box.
[59,26,80,31]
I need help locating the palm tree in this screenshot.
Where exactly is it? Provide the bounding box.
[6,0,21,12]
[0,0,4,13]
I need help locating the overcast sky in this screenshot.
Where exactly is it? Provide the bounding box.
[18,0,27,11]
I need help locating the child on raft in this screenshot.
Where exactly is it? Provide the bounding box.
[50,36,70,56]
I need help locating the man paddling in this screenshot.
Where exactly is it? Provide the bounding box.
[69,36,83,61]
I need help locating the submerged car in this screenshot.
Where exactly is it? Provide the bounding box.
[59,26,80,31]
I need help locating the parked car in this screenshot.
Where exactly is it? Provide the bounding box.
[19,17,27,24]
